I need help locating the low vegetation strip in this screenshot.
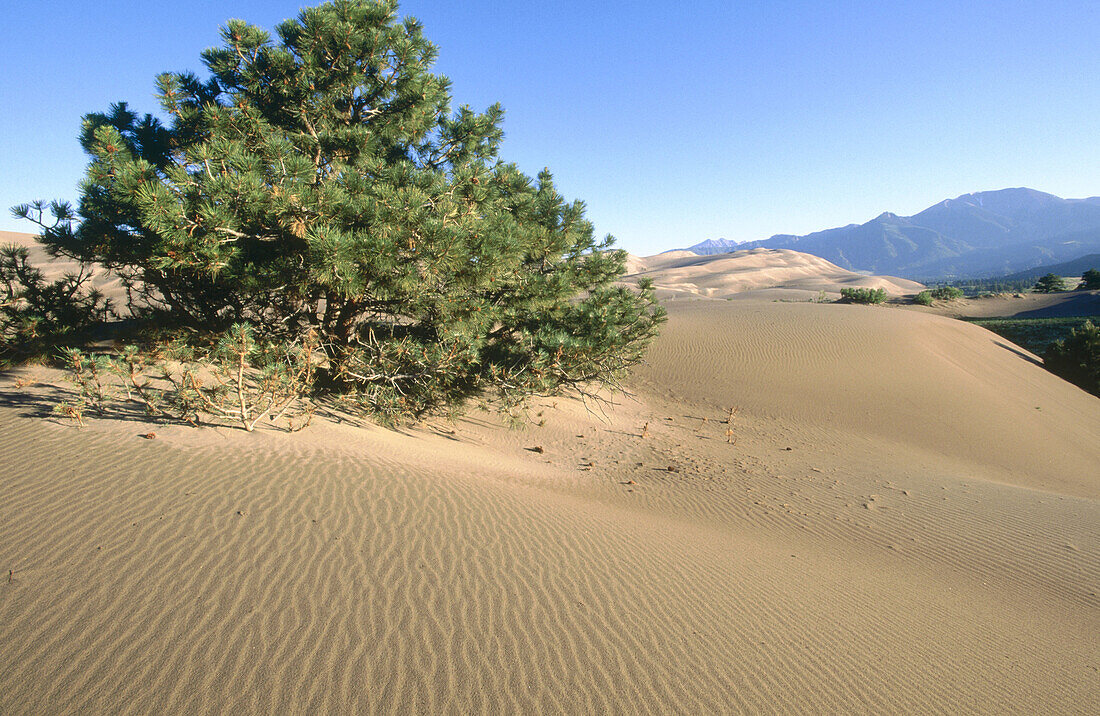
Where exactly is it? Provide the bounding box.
[914,286,964,305]
[963,316,1099,355]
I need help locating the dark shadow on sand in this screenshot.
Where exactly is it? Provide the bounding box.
[992,340,1044,368]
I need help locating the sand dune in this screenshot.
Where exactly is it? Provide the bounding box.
[2,230,83,280]
[626,247,924,299]
[1,264,1098,711]
[1,230,129,309]
[1,230,51,259]
[622,252,648,275]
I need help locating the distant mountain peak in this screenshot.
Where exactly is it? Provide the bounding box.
[687,237,743,255]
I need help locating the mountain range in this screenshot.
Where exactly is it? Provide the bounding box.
[684,188,1100,279]
[1000,253,1100,282]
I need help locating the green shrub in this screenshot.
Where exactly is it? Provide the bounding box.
[839,287,887,304]
[1043,320,1100,397]
[1078,268,1100,291]
[931,286,964,301]
[914,285,964,306]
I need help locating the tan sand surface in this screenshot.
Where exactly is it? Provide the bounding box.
[1,230,52,261]
[1,276,1098,712]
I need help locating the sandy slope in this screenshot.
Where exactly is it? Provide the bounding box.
[626,247,924,299]
[1,295,1098,711]
[1,230,51,261]
[1,230,129,308]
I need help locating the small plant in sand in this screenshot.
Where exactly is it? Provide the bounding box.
[838,287,887,305]
[53,349,114,424]
[54,325,318,431]
[725,406,738,444]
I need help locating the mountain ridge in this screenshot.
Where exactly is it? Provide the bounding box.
[1000,253,1100,282]
[684,188,1100,279]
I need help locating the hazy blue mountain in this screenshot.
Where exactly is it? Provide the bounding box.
[694,189,1100,279]
[1001,253,1100,282]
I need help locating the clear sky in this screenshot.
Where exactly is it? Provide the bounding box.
[2,0,1098,256]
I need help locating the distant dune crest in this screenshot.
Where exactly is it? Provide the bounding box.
[626,247,922,299]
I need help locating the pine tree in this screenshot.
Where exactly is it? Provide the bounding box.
[1033,273,1068,293]
[1078,268,1100,291]
[14,0,664,420]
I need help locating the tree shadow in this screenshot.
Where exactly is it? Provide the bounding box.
[0,381,178,426]
[0,368,228,430]
[0,383,67,420]
[1010,292,1100,318]
[993,340,1044,368]
[604,428,645,438]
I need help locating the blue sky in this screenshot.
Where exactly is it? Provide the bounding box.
[2,0,1098,256]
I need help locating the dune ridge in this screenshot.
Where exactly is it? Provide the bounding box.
[625,247,924,298]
